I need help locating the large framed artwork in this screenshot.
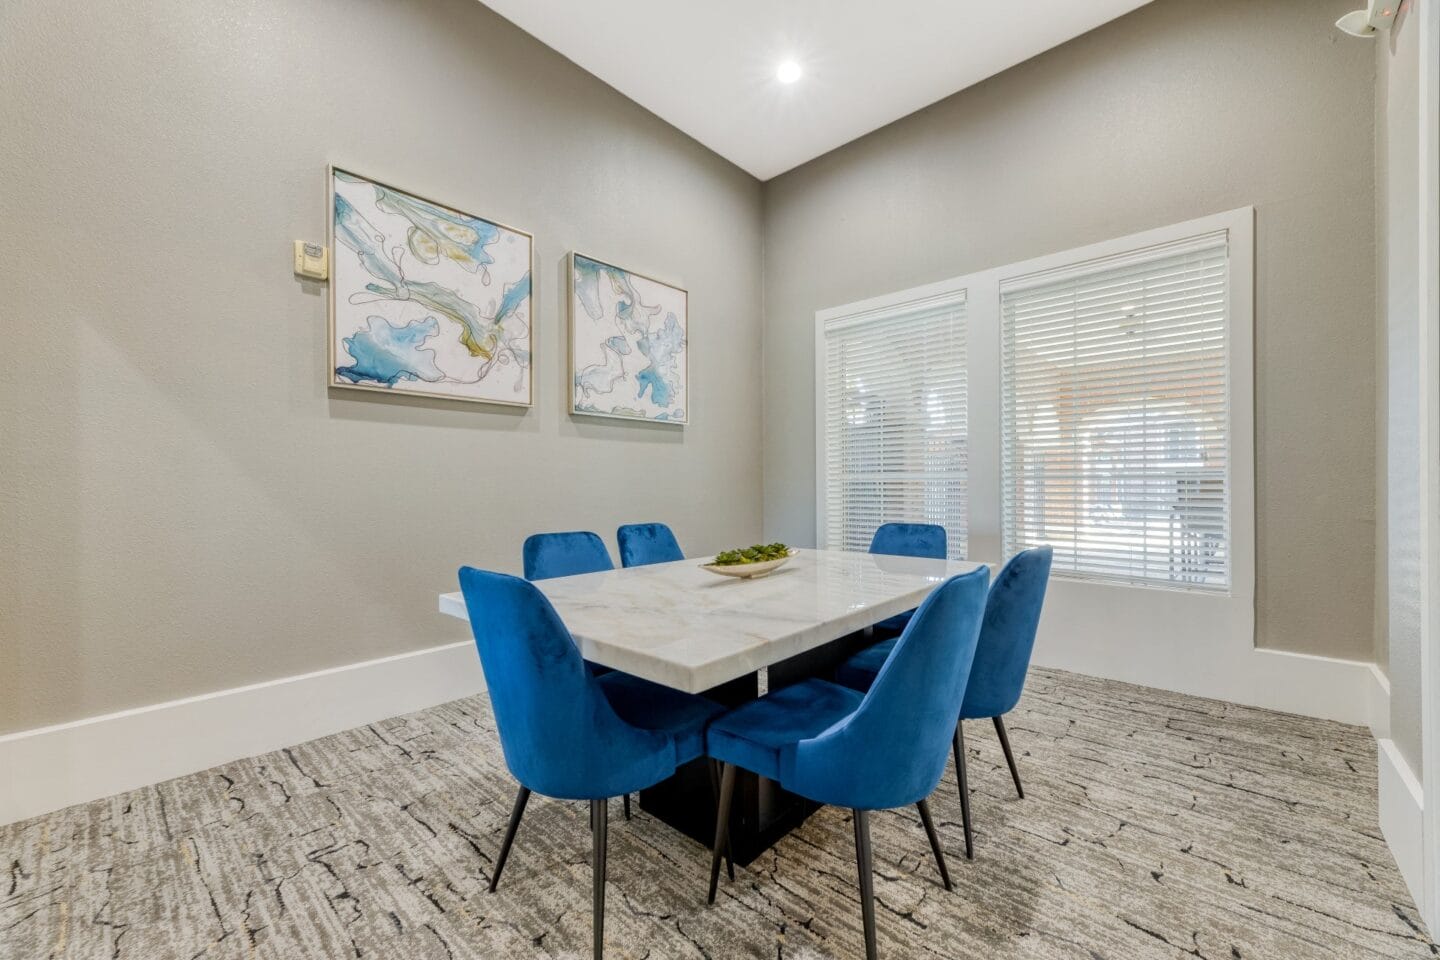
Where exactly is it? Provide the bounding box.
[328,167,533,406]
[569,252,688,424]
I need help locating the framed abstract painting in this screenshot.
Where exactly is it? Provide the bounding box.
[328,167,533,406]
[568,252,688,424]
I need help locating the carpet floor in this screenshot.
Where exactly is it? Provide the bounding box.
[2,667,1433,959]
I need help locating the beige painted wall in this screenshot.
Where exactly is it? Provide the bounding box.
[761,0,1377,661]
[0,0,763,734]
[1376,0,1423,773]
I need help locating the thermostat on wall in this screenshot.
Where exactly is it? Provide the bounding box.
[294,240,329,280]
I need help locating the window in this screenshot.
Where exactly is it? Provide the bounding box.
[819,289,968,559]
[1000,232,1231,590]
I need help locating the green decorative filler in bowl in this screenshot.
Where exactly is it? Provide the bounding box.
[701,543,798,579]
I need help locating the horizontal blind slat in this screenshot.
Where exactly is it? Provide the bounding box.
[823,293,969,560]
[1000,237,1231,592]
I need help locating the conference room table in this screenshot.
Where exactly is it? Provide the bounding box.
[438,547,988,862]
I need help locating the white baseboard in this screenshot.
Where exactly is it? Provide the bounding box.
[1035,642,1375,726]
[0,640,486,827]
[1031,578,1374,726]
[0,599,1382,827]
[1378,737,1426,912]
[1368,664,1392,739]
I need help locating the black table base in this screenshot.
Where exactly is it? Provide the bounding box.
[638,628,881,865]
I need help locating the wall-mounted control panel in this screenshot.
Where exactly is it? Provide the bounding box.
[294,240,329,280]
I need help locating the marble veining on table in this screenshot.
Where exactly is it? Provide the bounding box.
[439,548,987,692]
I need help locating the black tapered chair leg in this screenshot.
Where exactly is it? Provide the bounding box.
[489,785,531,892]
[707,762,736,904]
[623,793,632,821]
[953,721,974,860]
[707,760,735,881]
[993,715,1024,799]
[915,799,952,891]
[852,809,879,960]
[591,798,608,960]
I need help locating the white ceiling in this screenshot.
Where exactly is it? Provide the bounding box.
[479,0,1156,180]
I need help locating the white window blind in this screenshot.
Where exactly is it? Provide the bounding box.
[823,292,968,559]
[1000,232,1231,590]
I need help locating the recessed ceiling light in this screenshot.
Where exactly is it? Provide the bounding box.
[776,60,802,84]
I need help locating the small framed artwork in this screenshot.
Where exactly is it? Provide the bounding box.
[568,252,688,424]
[328,167,533,406]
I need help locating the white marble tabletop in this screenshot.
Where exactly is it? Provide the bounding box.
[438,548,989,694]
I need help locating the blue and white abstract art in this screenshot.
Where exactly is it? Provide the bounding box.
[569,252,688,424]
[329,168,533,406]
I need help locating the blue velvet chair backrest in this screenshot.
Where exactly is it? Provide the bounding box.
[869,522,947,560]
[960,547,1053,719]
[786,566,990,810]
[457,567,672,799]
[522,531,615,581]
[617,522,684,567]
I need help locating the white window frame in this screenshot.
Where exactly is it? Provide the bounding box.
[998,229,1240,595]
[814,275,972,558]
[816,208,1255,626]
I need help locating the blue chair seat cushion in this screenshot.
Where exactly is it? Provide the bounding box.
[835,638,896,692]
[597,672,724,765]
[706,679,864,782]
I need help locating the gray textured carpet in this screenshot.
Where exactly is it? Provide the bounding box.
[2,667,1433,959]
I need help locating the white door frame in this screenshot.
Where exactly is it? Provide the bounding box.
[1420,0,1440,934]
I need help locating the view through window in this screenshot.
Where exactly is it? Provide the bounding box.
[1000,234,1231,590]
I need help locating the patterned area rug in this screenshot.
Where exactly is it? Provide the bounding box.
[2,668,1433,959]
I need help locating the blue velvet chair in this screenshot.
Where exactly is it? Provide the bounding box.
[868,522,947,633]
[522,531,632,814]
[705,568,990,960]
[523,531,615,581]
[837,546,1052,859]
[616,522,684,567]
[458,566,724,959]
